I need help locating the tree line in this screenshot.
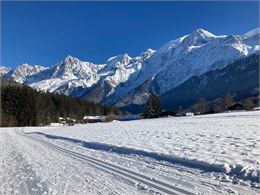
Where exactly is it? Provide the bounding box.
[143,92,257,118]
[1,78,257,125]
[190,94,255,114]
[1,79,118,127]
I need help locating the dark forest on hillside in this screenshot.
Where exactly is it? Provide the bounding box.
[0,79,118,127]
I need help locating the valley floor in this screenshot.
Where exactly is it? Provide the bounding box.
[0,111,259,194]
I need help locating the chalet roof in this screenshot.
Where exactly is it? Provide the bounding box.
[83,116,103,120]
[226,103,244,110]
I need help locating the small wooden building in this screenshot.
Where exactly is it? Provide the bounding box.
[204,108,219,114]
[104,114,119,122]
[83,116,104,123]
[159,111,176,117]
[226,103,244,111]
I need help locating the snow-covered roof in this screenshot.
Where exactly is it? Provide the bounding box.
[83,116,103,120]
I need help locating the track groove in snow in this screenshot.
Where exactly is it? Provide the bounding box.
[1,111,259,194]
[24,111,260,189]
[1,129,149,194]
[18,129,195,195]
[25,130,260,185]
[0,132,48,195]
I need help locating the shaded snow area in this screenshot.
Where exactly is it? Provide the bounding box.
[1,111,259,194]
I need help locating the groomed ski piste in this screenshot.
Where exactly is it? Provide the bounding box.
[0,111,259,194]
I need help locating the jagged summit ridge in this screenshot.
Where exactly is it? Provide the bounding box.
[1,63,47,83]
[1,27,259,107]
[0,66,11,76]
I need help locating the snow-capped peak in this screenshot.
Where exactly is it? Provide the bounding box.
[122,53,131,60]
[16,63,47,73]
[146,48,156,53]
[244,27,260,37]
[0,66,11,76]
[63,55,80,65]
[140,48,156,59]
[180,28,216,46]
[191,28,216,38]
[6,63,47,83]
[51,55,101,80]
[18,63,32,69]
[4,27,259,108]
[106,53,132,67]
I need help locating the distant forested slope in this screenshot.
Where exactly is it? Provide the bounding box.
[1,78,118,127]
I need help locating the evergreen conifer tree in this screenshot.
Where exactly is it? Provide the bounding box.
[143,93,162,118]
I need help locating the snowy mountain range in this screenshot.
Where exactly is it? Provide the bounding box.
[1,28,259,112]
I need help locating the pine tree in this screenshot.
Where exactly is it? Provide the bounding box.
[143,93,162,118]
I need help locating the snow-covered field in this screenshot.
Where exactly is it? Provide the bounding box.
[1,111,259,194]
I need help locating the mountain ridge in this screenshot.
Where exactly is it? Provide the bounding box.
[1,27,259,112]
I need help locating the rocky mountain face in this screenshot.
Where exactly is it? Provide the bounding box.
[0,67,10,77]
[161,53,259,110]
[1,28,259,113]
[118,53,259,113]
[2,64,47,83]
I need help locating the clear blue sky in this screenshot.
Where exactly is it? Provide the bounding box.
[1,1,259,68]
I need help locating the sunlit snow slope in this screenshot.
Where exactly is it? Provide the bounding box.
[1,28,259,109]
